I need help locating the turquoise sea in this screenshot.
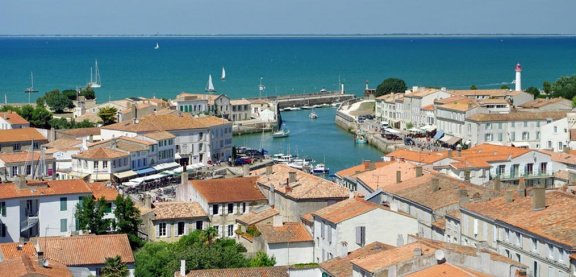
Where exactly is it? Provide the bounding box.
[1,37,575,173]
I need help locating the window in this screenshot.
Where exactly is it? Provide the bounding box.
[112,160,116,168]
[196,221,203,230]
[516,233,522,247]
[103,161,108,168]
[485,123,492,130]
[532,238,538,252]
[0,202,5,216]
[11,166,17,176]
[558,142,563,151]
[93,161,98,169]
[26,165,31,175]
[516,253,521,263]
[0,223,6,237]
[212,204,219,215]
[104,203,112,213]
[177,222,186,236]
[214,225,219,236]
[242,203,246,213]
[159,223,167,237]
[356,226,366,246]
[496,165,506,176]
[60,197,67,211]
[14,143,21,151]
[227,225,234,237]
[321,221,325,238]
[554,126,558,133]
[227,203,234,214]
[522,132,529,140]
[60,219,67,232]
[485,133,493,142]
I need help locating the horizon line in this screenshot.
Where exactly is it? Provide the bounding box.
[1,33,576,38]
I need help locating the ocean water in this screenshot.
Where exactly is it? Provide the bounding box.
[1,37,576,104]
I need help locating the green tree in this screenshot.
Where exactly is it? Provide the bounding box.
[76,196,110,234]
[29,106,53,129]
[80,87,96,100]
[572,96,576,108]
[113,195,143,249]
[35,97,46,107]
[62,89,78,101]
[375,78,407,97]
[76,119,96,128]
[43,89,72,113]
[101,255,129,277]
[0,105,21,113]
[470,85,478,90]
[48,118,70,129]
[551,75,576,100]
[543,81,552,94]
[500,85,510,90]
[525,86,540,98]
[18,105,34,121]
[248,251,276,267]
[98,106,118,125]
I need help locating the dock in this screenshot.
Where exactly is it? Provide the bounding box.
[248,91,356,109]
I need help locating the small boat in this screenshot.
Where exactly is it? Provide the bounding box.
[287,159,311,170]
[154,42,160,49]
[301,105,313,110]
[355,132,368,144]
[291,107,301,111]
[331,102,342,107]
[272,128,290,138]
[272,153,294,163]
[87,60,102,89]
[311,163,330,174]
[221,67,226,80]
[24,72,39,93]
[206,74,216,92]
[309,111,318,119]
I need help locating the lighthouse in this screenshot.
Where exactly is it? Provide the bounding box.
[515,63,522,92]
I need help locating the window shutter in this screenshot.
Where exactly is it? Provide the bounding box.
[155,224,160,238]
[167,223,171,237]
[361,226,366,245]
[184,223,188,235]
[473,219,478,235]
[321,222,325,239]
[328,227,332,244]
[355,226,362,245]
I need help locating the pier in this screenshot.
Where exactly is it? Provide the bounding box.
[248,91,356,109]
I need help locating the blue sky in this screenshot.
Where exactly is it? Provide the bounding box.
[1,0,575,35]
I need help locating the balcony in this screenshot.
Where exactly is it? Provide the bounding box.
[20,215,39,233]
[496,171,552,181]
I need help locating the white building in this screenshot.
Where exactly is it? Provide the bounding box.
[140,201,209,242]
[256,220,314,266]
[174,93,209,115]
[401,87,451,129]
[0,152,57,182]
[0,111,29,129]
[311,197,418,263]
[229,99,251,121]
[375,93,404,129]
[0,177,92,243]
[44,138,83,175]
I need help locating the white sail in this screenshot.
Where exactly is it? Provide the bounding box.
[221,67,226,80]
[206,74,216,92]
[88,60,102,88]
[154,42,160,49]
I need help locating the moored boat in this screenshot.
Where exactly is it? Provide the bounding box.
[311,163,330,174]
[309,111,318,119]
[272,128,290,138]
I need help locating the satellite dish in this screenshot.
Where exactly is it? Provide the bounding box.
[434,249,446,264]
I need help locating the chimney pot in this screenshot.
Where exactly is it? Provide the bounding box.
[532,184,546,211]
[396,170,402,183]
[289,171,297,183]
[413,247,422,257]
[363,160,370,171]
[144,194,151,209]
[415,166,423,177]
[266,165,273,175]
[431,177,440,192]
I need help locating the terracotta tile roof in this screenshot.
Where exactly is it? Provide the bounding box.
[249,99,271,105]
[388,173,493,210]
[72,147,129,160]
[0,179,92,200]
[0,128,47,143]
[432,218,447,231]
[355,162,430,192]
[449,89,511,97]
[256,222,313,243]
[0,242,36,259]
[437,99,478,112]
[0,152,55,164]
[190,176,266,203]
[117,136,156,145]
[301,213,314,225]
[37,234,135,266]
[0,111,28,125]
[541,150,576,166]
[467,111,567,122]
[75,113,102,123]
[142,131,175,140]
[351,242,436,273]
[421,104,434,111]
[148,201,208,220]
[405,88,440,98]
[230,99,251,105]
[89,138,149,153]
[519,98,570,109]
[0,254,72,277]
[57,127,101,137]
[88,182,119,201]
[376,93,404,103]
[478,98,510,105]
[103,113,229,133]
[449,144,532,170]
[463,190,576,247]
[236,206,279,225]
[386,149,449,164]
[446,209,461,220]
[177,92,220,103]
[44,138,82,149]
[253,164,349,200]
[336,161,391,178]
[554,170,570,181]
[312,197,382,224]
[185,266,289,277]
[434,95,467,105]
[405,263,491,277]
[320,242,395,277]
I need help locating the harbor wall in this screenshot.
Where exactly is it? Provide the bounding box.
[249,91,355,109]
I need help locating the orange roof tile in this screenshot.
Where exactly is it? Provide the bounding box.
[519,98,570,109]
[72,147,129,160]
[185,266,289,277]
[103,113,229,133]
[237,207,279,225]
[449,144,531,170]
[57,127,101,137]
[351,242,436,273]
[406,263,490,277]
[541,150,576,166]
[148,201,208,220]
[0,179,92,200]
[37,234,135,266]
[253,164,349,200]
[142,131,175,140]
[0,242,36,259]
[336,161,391,178]
[0,111,29,125]
[386,149,449,164]
[0,128,46,143]
[88,182,119,201]
[301,213,314,225]
[0,254,72,277]
[0,152,55,164]
[437,99,478,112]
[421,104,434,111]
[320,242,395,277]
[190,176,266,204]
[467,111,566,122]
[463,191,576,247]
[256,222,313,243]
[44,138,82,149]
[355,162,430,192]
[449,89,511,97]
[405,88,441,98]
[312,197,382,224]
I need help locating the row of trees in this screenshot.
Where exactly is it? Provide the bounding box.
[0,105,95,129]
[36,87,96,113]
[135,228,275,277]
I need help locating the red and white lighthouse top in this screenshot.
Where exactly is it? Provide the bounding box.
[515,63,522,72]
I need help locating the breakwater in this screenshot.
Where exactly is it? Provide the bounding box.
[249,91,355,109]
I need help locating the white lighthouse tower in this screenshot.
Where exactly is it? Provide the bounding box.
[515,63,522,92]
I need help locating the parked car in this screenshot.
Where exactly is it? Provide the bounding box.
[234,157,252,166]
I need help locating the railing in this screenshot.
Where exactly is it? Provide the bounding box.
[20,216,39,232]
[496,171,552,180]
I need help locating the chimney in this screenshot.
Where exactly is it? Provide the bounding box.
[415,166,423,177]
[180,260,186,277]
[464,170,471,181]
[448,149,452,158]
[266,165,273,175]
[413,247,422,257]
[532,184,546,211]
[242,164,250,177]
[362,160,370,170]
[15,175,27,190]
[493,178,501,191]
[518,179,526,197]
[289,171,297,183]
[563,146,570,153]
[396,170,402,183]
[459,189,469,204]
[368,162,376,171]
[505,190,514,203]
[431,177,440,192]
[457,149,462,157]
[144,194,151,209]
[181,165,188,186]
[272,215,283,227]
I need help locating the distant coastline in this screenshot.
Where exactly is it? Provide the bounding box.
[1,33,576,38]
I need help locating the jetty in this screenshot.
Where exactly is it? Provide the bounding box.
[248,90,355,109]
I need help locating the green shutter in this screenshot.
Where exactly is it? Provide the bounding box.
[60,219,67,232]
[60,197,67,211]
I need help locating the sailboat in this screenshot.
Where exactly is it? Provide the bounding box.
[24,72,39,93]
[206,74,216,92]
[154,42,160,50]
[221,67,226,80]
[87,60,102,89]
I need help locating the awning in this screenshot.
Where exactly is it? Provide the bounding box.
[153,162,180,171]
[135,167,157,175]
[408,127,424,133]
[69,172,90,179]
[440,135,453,143]
[512,142,530,148]
[446,136,462,145]
[114,170,138,180]
[92,174,111,181]
[421,125,437,132]
[384,128,401,135]
[433,130,444,140]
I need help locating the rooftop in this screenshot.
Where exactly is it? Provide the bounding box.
[57,127,101,137]
[142,131,175,141]
[256,222,313,244]
[355,161,429,192]
[185,266,289,277]
[405,88,441,98]
[147,202,208,220]
[0,128,47,143]
[351,241,436,273]
[103,113,229,133]
[190,176,267,204]
[0,253,72,277]
[0,179,92,200]
[72,147,129,160]
[36,234,135,266]
[311,197,382,224]
[0,111,29,125]
[320,242,395,277]
[253,164,349,200]
[541,150,576,166]
[467,111,567,122]
[236,206,279,225]
[336,160,391,178]
[449,89,514,97]
[0,152,55,164]
[88,182,119,202]
[518,97,571,109]
[89,137,150,153]
[43,138,82,150]
[230,99,251,105]
[449,144,532,169]
[405,263,490,277]
[463,190,576,247]
[386,149,449,164]
[436,98,478,112]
